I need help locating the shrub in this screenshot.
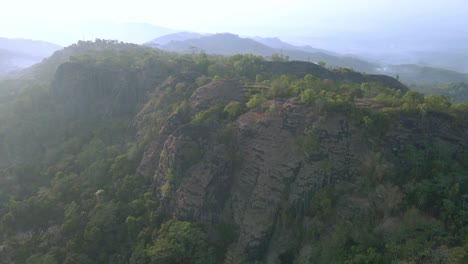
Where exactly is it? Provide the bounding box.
[246,94,262,109]
[224,101,243,119]
[192,104,224,125]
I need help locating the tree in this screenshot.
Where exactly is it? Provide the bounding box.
[224,101,243,120]
[423,94,451,112]
[270,54,289,62]
[255,74,263,83]
[148,220,215,264]
[268,75,290,98]
[402,91,424,110]
[246,94,262,109]
[318,61,327,67]
[300,88,315,105]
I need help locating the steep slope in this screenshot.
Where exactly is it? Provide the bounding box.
[0,42,466,264]
[137,79,466,262]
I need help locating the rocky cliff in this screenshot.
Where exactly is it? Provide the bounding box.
[135,76,466,262]
[2,46,466,263]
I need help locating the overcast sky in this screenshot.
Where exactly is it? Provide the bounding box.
[1,0,467,46]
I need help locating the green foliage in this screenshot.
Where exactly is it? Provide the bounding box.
[316,90,353,112]
[344,247,383,264]
[402,90,425,111]
[309,186,336,218]
[192,104,224,125]
[300,88,316,105]
[0,39,467,264]
[423,94,452,112]
[352,108,391,138]
[147,220,216,264]
[268,75,290,98]
[255,74,263,83]
[410,82,468,103]
[246,94,263,109]
[26,254,59,264]
[230,54,265,80]
[270,54,289,62]
[63,253,94,264]
[223,101,244,120]
[297,129,318,155]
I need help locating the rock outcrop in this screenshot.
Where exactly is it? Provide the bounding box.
[139,92,372,260]
[135,65,463,262]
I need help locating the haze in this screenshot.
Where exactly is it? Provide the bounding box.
[2,0,468,71]
[2,0,467,44]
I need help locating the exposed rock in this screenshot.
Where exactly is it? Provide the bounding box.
[189,80,244,111]
[173,145,232,222]
[137,78,463,262]
[147,96,372,260]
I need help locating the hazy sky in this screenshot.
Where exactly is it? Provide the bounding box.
[1,0,467,46]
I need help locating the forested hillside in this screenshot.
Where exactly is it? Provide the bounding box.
[410,82,468,103]
[0,40,467,264]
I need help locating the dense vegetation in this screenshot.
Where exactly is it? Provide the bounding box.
[410,82,468,103]
[0,40,467,264]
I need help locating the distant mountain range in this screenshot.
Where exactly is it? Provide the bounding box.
[2,27,468,86]
[145,32,468,85]
[251,36,335,55]
[145,33,377,73]
[0,38,61,77]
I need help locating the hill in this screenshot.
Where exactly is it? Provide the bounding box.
[0,41,466,264]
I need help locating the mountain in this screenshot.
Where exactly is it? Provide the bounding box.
[0,38,61,58]
[0,38,61,76]
[0,41,466,264]
[294,29,468,74]
[146,32,205,47]
[157,33,273,55]
[251,36,335,54]
[149,33,378,72]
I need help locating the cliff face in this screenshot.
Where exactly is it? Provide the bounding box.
[7,56,463,262]
[3,43,467,264]
[144,98,367,259]
[136,77,465,262]
[231,106,365,260]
